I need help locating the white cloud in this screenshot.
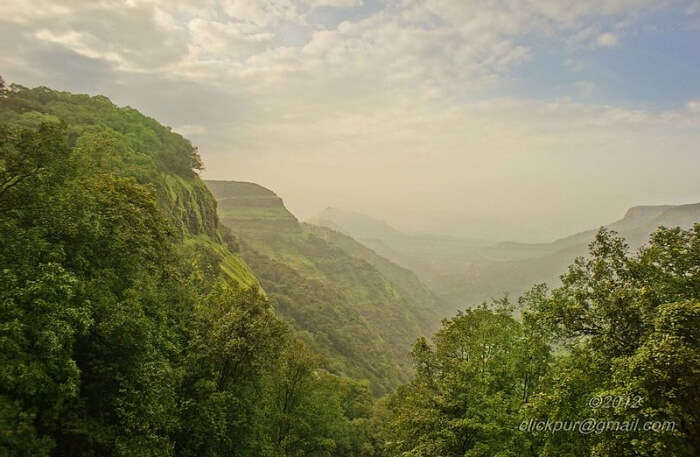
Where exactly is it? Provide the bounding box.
[596,32,620,47]
[221,0,301,27]
[12,0,662,96]
[688,99,700,113]
[2,0,72,24]
[564,58,585,72]
[34,29,131,69]
[187,18,274,55]
[305,0,362,7]
[567,25,602,49]
[525,0,659,23]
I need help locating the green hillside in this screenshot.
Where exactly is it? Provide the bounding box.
[206,180,440,394]
[0,84,376,457]
[0,84,260,290]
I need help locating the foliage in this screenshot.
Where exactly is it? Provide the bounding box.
[520,226,700,457]
[2,80,697,457]
[377,226,699,457]
[381,300,549,457]
[0,82,370,457]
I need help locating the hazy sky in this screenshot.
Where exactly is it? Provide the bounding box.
[3,0,700,241]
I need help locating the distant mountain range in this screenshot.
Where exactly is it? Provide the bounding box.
[206,181,441,394]
[311,203,700,311]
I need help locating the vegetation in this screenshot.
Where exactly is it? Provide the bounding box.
[1,81,697,457]
[379,227,699,457]
[206,180,440,395]
[0,83,373,457]
[313,205,700,312]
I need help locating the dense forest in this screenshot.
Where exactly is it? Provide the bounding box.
[1,80,698,457]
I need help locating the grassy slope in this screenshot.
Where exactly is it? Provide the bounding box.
[206,180,440,394]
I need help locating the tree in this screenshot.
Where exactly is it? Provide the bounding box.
[0,122,70,212]
[176,286,286,457]
[522,226,700,457]
[383,300,550,457]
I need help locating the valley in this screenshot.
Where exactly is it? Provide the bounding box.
[312,204,700,310]
[206,180,441,394]
[1,81,697,457]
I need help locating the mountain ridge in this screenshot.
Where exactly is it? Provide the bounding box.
[312,202,700,309]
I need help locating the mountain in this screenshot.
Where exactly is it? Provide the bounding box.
[2,83,396,457]
[0,84,295,455]
[312,203,700,309]
[310,208,492,305]
[311,207,407,241]
[207,181,441,394]
[487,204,699,261]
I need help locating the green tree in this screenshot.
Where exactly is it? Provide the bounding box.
[176,285,287,457]
[522,226,700,457]
[383,300,550,457]
[0,84,272,456]
[267,339,373,457]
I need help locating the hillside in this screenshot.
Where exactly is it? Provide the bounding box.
[485,203,700,262]
[313,203,700,309]
[310,208,493,303]
[206,181,441,394]
[0,84,376,457]
[0,84,260,290]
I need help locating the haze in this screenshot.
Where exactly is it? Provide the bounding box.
[3,0,700,242]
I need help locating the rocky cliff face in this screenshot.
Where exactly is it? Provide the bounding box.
[207,180,299,231]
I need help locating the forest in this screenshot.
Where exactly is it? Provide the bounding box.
[1,80,698,457]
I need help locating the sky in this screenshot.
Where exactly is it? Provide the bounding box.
[2,0,700,242]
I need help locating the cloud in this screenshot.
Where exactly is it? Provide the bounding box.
[9,1,192,73]
[4,0,688,132]
[221,0,301,27]
[34,29,130,68]
[596,32,620,47]
[7,0,656,95]
[688,99,700,112]
[564,58,585,72]
[567,27,622,49]
[306,0,362,7]
[186,17,274,59]
[567,25,603,49]
[3,0,699,240]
